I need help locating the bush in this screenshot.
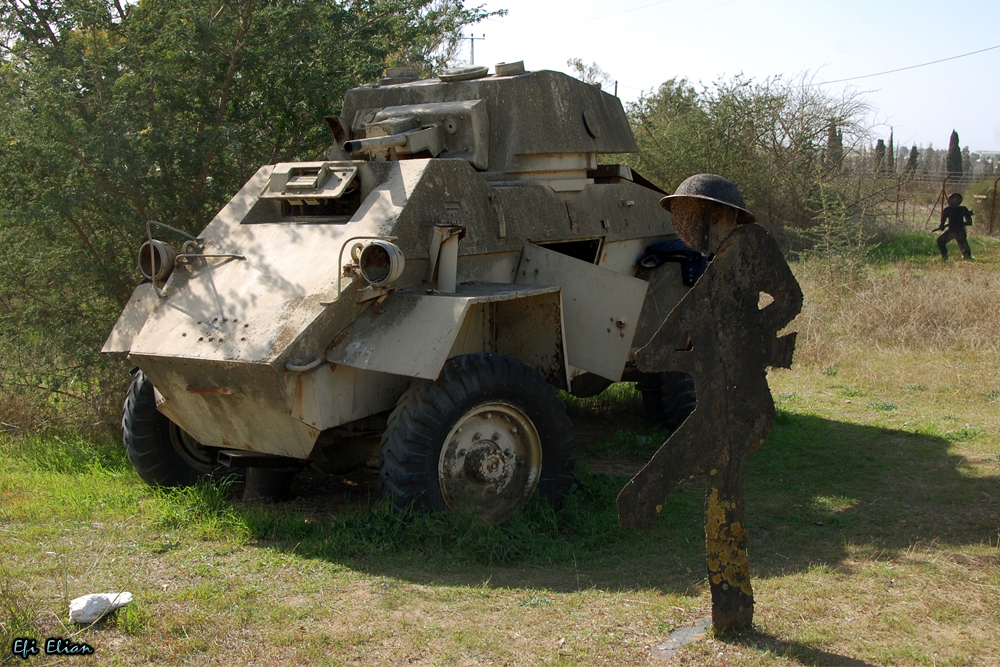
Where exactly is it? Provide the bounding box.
[966,177,1000,234]
[623,73,898,254]
[0,0,494,430]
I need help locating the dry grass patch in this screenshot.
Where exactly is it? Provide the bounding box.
[795,231,1000,362]
[2,230,1000,666]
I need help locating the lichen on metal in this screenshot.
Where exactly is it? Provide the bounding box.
[617,174,803,631]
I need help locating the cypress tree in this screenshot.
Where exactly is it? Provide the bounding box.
[923,144,939,177]
[888,130,895,173]
[826,121,843,170]
[905,145,918,174]
[874,139,887,173]
[946,130,963,177]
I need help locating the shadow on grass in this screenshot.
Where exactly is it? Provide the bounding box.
[722,629,879,667]
[746,412,997,577]
[227,410,997,596]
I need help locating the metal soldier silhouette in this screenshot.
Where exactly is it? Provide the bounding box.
[936,192,973,260]
[617,174,803,631]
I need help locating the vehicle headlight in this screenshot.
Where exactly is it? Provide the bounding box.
[359,241,405,287]
[138,239,177,282]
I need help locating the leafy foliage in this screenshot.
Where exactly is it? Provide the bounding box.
[623,73,904,256]
[0,0,493,428]
[566,57,612,90]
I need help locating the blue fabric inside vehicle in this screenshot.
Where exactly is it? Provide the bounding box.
[641,239,708,286]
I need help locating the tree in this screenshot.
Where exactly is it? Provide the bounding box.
[827,121,844,170]
[887,129,895,174]
[905,144,919,175]
[922,144,939,178]
[627,77,710,193]
[874,139,887,173]
[946,130,963,178]
[566,58,613,90]
[0,0,495,426]
[626,73,875,238]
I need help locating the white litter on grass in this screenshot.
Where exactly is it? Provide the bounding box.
[69,592,133,624]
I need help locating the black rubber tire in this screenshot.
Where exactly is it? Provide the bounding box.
[121,370,224,487]
[638,371,697,431]
[637,372,665,416]
[380,353,575,522]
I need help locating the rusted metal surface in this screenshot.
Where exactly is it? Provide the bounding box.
[260,162,357,200]
[338,70,636,170]
[287,362,407,432]
[515,243,648,382]
[936,192,974,260]
[437,402,542,522]
[632,261,690,349]
[106,66,708,507]
[185,386,239,395]
[924,174,954,229]
[217,449,304,469]
[618,192,802,631]
[492,289,568,390]
[147,356,321,459]
[324,284,562,380]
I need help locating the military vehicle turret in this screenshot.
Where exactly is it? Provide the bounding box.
[104,62,697,522]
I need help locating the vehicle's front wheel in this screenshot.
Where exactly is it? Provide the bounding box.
[380,353,575,523]
[638,371,697,431]
[122,370,226,487]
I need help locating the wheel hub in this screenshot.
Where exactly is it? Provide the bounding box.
[168,422,217,473]
[464,441,511,483]
[438,403,542,523]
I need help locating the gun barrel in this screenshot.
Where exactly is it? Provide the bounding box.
[344,133,409,153]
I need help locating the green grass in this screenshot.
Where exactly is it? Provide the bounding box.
[0,568,38,653]
[868,227,996,264]
[2,231,999,665]
[865,400,898,411]
[2,387,996,666]
[868,229,942,263]
[560,379,642,408]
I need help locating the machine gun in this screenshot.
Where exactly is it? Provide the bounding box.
[343,116,444,160]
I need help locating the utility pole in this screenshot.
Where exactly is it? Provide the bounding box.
[462,33,485,65]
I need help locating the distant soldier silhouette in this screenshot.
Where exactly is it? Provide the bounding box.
[936,192,973,260]
[617,174,802,631]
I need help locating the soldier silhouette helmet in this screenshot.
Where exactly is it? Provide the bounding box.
[948,192,963,206]
[659,173,756,224]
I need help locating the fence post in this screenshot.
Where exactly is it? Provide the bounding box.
[925,174,952,229]
[990,176,1000,236]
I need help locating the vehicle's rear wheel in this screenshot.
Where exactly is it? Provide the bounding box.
[638,371,697,431]
[122,370,226,487]
[380,353,575,523]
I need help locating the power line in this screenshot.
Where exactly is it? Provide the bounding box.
[565,0,745,28]
[563,0,679,27]
[656,0,743,24]
[609,40,1000,102]
[817,43,1000,86]
[601,0,744,38]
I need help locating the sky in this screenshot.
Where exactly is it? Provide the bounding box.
[464,0,1000,151]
